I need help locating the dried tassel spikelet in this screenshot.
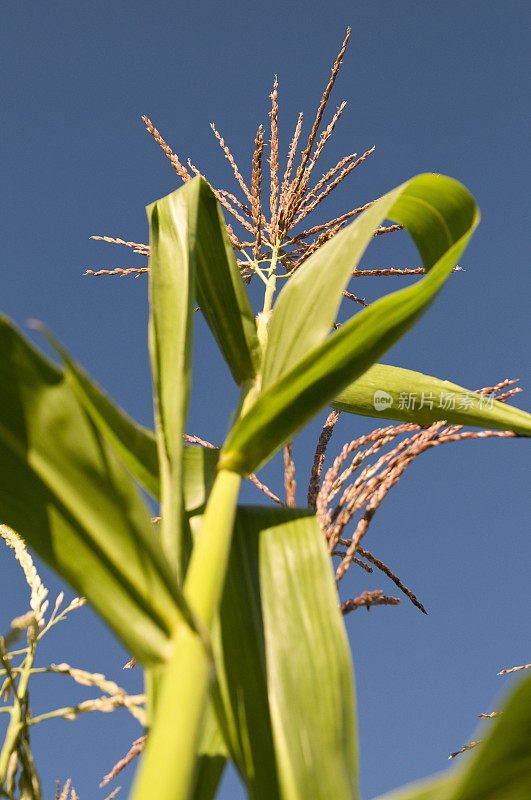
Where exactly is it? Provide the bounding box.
[354,546,427,614]
[307,409,341,510]
[283,28,351,230]
[294,199,377,241]
[498,662,531,675]
[293,145,375,226]
[90,235,149,251]
[142,116,192,183]
[283,441,296,507]
[297,152,358,213]
[449,741,481,759]
[210,122,253,203]
[341,590,400,614]
[85,267,149,277]
[100,735,146,788]
[279,111,303,216]
[269,77,280,236]
[251,125,264,259]
[296,101,347,207]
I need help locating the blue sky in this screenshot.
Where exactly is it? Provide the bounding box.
[1,2,529,798]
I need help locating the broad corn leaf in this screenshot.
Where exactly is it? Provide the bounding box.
[262,174,477,390]
[36,323,222,507]
[258,509,359,800]
[195,507,359,800]
[151,178,260,388]
[371,773,457,800]
[200,509,281,800]
[35,322,160,498]
[191,177,261,384]
[147,185,195,579]
[148,177,261,577]
[332,363,531,434]
[219,175,480,474]
[0,316,192,666]
[193,699,229,800]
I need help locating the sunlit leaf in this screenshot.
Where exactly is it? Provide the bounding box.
[191,177,261,385]
[35,323,160,497]
[37,324,222,509]
[195,507,359,800]
[332,363,531,434]
[0,316,192,666]
[262,174,477,390]
[194,699,229,800]
[220,175,480,474]
[147,185,195,578]
[371,772,457,800]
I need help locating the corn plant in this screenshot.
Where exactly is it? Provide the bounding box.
[1,30,531,800]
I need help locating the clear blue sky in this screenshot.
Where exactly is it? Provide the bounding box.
[1,2,529,798]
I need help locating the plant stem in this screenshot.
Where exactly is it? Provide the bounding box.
[131,468,242,800]
[256,242,279,352]
[0,636,37,791]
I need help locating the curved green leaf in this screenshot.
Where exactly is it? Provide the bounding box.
[183,445,220,514]
[35,323,222,509]
[258,508,359,800]
[148,185,195,578]
[0,316,192,666]
[191,177,261,385]
[371,773,457,800]
[196,507,359,800]
[332,363,531,434]
[219,174,479,474]
[34,323,160,497]
[262,174,477,390]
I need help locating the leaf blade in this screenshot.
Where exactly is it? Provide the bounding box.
[147,184,196,578]
[0,316,191,665]
[262,174,476,390]
[220,175,481,474]
[192,177,261,385]
[35,322,160,497]
[201,507,359,800]
[332,363,531,434]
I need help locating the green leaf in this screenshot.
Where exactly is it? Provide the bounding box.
[35,323,223,508]
[147,183,196,579]
[197,509,281,800]
[219,174,479,474]
[200,507,359,800]
[371,773,457,800]
[34,323,160,497]
[0,316,192,666]
[262,174,477,390]
[259,509,359,800]
[148,177,260,577]
[332,363,531,434]
[182,445,220,514]
[193,698,229,800]
[191,177,261,385]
